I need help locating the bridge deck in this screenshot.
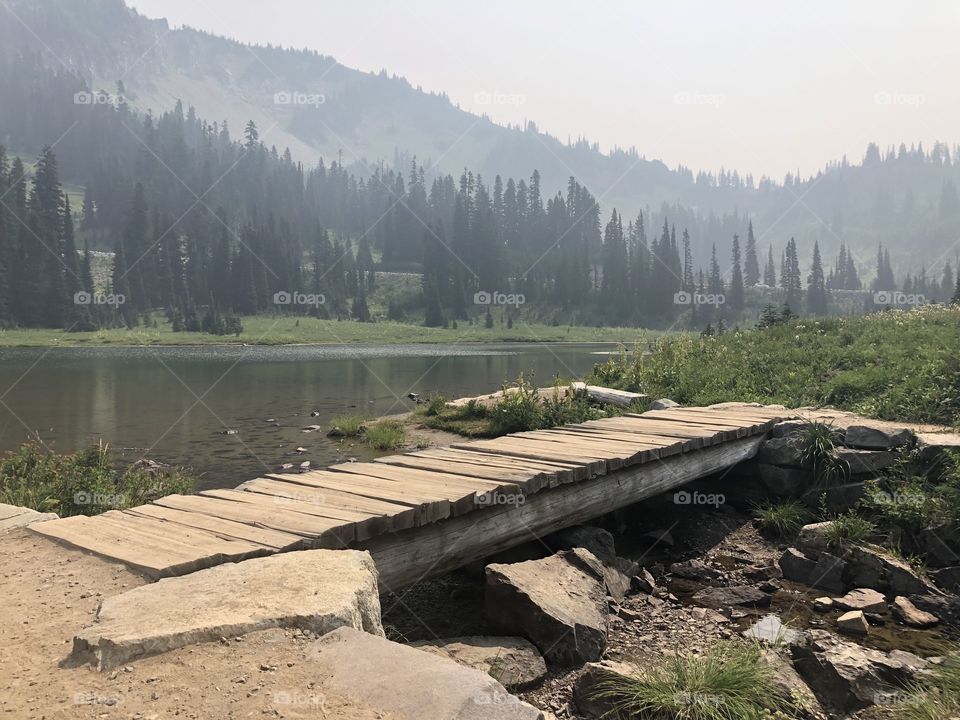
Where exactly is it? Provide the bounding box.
[30,405,796,584]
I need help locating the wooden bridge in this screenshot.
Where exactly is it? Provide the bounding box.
[30,404,798,592]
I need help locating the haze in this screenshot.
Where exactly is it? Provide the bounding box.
[126,0,959,179]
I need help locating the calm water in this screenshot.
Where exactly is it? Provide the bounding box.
[0,343,615,489]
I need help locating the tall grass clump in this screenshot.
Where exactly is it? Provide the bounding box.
[364,420,407,450]
[329,414,368,437]
[592,641,799,719]
[0,440,194,517]
[754,501,810,539]
[796,421,848,486]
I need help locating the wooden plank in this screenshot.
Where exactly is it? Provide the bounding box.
[264,470,451,525]
[200,488,389,542]
[538,427,687,456]
[512,431,663,467]
[583,417,723,444]
[329,463,518,516]
[239,478,419,532]
[452,438,608,473]
[97,511,270,559]
[624,413,746,440]
[411,448,587,484]
[29,515,211,579]
[647,408,776,432]
[569,382,648,407]
[154,493,355,546]
[363,435,766,591]
[125,504,306,551]
[374,454,550,494]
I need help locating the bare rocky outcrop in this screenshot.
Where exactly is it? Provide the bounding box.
[485,548,608,666]
[691,584,772,609]
[309,627,548,719]
[72,549,384,670]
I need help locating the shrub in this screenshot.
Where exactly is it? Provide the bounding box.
[754,501,810,539]
[0,441,194,517]
[364,420,406,450]
[489,375,543,435]
[593,641,798,720]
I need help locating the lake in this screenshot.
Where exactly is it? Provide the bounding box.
[0,343,619,489]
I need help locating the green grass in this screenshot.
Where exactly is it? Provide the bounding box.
[0,441,194,517]
[0,313,657,347]
[589,306,960,428]
[795,421,849,486]
[823,511,876,547]
[329,414,368,437]
[420,376,619,438]
[754,501,811,539]
[592,641,800,720]
[896,654,960,720]
[364,420,407,450]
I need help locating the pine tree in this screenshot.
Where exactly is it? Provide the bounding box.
[729,234,745,312]
[783,238,803,312]
[743,220,760,286]
[806,241,828,315]
[763,245,776,286]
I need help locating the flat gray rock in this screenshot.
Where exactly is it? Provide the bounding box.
[0,503,58,533]
[691,585,771,609]
[310,627,548,719]
[72,549,384,670]
[410,636,547,690]
[485,548,608,666]
[844,424,913,450]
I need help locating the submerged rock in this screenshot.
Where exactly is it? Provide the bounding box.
[834,588,887,613]
[892,596,939,628]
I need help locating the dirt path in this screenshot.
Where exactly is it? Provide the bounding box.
[0,528,398,720]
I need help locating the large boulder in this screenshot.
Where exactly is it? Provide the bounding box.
[844,424,914,450]
[754,437,809,468]
[760,650,827,720]
[791,630,927,714]
[834,448,897,475]
[308,627,548,719]
[72,549,384,670]
[485,549,608,666]
[547,525,616,565]
[409,636,548,690]
[810,553,847,593]
[779,548,817,584]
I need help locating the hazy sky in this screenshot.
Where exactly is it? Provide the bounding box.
[127,0,959,179]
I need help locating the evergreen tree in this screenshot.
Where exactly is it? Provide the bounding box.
[783,238,803,312]
[729,234,745,312]
[806,241,828,315]
[743,220,760,286]
[763,245,776,287]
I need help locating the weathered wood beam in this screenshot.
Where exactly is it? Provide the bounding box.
[362,435,764,592]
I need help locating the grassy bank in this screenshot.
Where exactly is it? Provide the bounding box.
[590,306,960,427]
[0,441,195,517]
[0,315,656,347]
